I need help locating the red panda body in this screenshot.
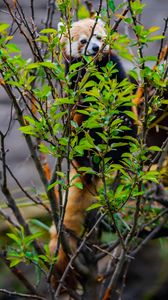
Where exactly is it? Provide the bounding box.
[49,18,137,288]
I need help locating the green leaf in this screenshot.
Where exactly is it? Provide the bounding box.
[83,80,98,89]
[47,181,59,191]
[39,143,50,154]
[111,164,127,176]
[36,35,49,43]
[25,251,33,259]
[6,44,20,53]
[41,85,51,97]
[29,219,50,231]
[24,116,35,125]
[87,202,102,211]
[96,132,108,143]
[112,142,128,148]
[142,56,157,62]
[124,18,132,24]
[24,232,43,245]
[10,259,21,268]
[7,81,22,88]
[19,125,36,136]
[76,109,90,115]
[0,23,9,33]
[59,137,68,146]
[123,110,137,121]
[111,118,123,127]
[162,100,168,104]
[53,123,61,134]
[56,171,65,178]
[26,63,39,70]
[7,233,20,245]
[85,132,95,147]
[77,167,96,174]
[108,0,116,12]
[39,28,57,34]
[69,61,83,72]
[148,26,160,33]
[148,35,164,41]
[78,5,90,19]
[141,171,159,183]
[93,155,101,164]
[55,97,74,105]
[110,164,124,170]
[40,61,57,70]
[131,0,145,15]
[74,182,83,190]
[148,146,161,152]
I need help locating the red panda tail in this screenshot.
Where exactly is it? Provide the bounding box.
[49,226,76,289]
[49,166,101,288]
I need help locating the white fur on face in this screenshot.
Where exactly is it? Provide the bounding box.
[65,40,79,57]
[82,35,104,56]
[62,18,109,58]
[66,33,107,57]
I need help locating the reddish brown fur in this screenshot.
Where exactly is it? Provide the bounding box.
[50,18,106,288]
[60,18,106,58]
[49,167,101,287]
[61,19,104,43]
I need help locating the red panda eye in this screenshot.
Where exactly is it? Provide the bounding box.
[96,35,102,40]
[80,39,87,45]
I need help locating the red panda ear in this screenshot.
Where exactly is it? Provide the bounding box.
[97,16,105,28]
[57,22,64,33]
[57,21,68,41]
[98,19,105,28]
[91,13,105,28]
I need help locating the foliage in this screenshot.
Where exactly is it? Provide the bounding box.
[0,0,168,300]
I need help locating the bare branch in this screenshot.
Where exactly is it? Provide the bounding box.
[0,289,46,300]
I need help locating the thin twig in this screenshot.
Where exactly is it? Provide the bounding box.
[131,215,168,257]
[0,289,46,300]
[54,212,106,298]
[157,18,168,65]
[0,207,20,229]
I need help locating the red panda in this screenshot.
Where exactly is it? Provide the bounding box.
[49,17,137,288]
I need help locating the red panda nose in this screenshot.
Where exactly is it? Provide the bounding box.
[92,44,99,52]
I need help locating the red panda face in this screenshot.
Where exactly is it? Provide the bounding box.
[59,18,108,58]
